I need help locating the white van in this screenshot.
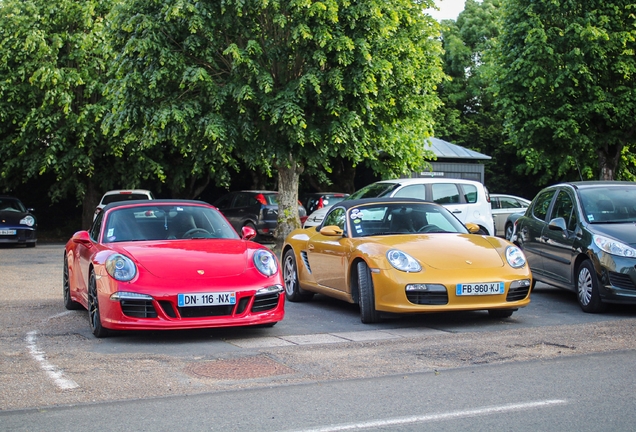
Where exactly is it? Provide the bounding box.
[304,178,494,235]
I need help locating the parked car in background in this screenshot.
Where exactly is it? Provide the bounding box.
[491,194,531,238]
[300,192,349,214]
[505,212,525,241]
[303,178,495,235]
[214,190,307,241]
[513,181,636,313]
[65,199,284,337]
[0,196,37,247]
[94,189,154,220]
[283,198,531,323]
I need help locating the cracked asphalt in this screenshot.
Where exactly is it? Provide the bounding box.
[2,244,636,412]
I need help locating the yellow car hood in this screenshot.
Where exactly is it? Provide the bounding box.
[358,234,505,270]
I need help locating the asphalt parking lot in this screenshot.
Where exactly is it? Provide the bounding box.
[2,243,636,412]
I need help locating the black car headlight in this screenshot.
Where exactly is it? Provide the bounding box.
[20,215,35,227]
[105,254,137,281]
[593,235,636,258]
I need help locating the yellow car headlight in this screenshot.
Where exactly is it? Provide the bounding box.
[387,249,422,272]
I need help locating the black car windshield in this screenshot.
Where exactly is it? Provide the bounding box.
[103,205,240,243]
[349,202,468,237]
[579,186,636,224]
[0,198,26,213]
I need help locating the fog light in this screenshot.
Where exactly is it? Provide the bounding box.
[509,279,531,289]
[406,284,446,292]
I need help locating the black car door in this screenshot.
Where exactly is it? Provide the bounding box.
[541,188,579,286]
[517,189,557,277]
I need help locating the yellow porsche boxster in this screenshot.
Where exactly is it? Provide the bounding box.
[282,198,532,323]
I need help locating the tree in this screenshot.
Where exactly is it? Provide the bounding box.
[495,0,636,183]
[104,0,444,249]
[0,0,124,228]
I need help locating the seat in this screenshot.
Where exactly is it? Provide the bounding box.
[169,212,197,239]
[390,211,414,233]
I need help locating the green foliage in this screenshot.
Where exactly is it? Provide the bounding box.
[104,0,443,182]
[495,0,636,182]
[104,0,445,243]
[0,0,114,204]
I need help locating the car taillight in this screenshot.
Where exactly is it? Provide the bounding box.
[300,216,308,224]
[317,197,324,209]
[94,207,102,216]
[255,194,267,205]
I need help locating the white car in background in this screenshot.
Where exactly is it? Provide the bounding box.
[490,193,531,239]
[93,189,155,221]
[304,178,495,235]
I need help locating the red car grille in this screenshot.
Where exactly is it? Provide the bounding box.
[120,300,158,318]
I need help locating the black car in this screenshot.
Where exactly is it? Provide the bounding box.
[214,191,307,240]
[300,192,350,214]
[512,181,636,312]
[0,196,37,247]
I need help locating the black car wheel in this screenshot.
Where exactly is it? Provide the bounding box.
[576,260,606,313]
[282,250,314,302]
[505,224,514,240]
[88,270,109,338]
[358,261,381,324]
[63,254,82,310]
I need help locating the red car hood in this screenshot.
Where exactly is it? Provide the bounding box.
[116,240,251,280]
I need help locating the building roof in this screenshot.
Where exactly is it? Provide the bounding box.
[427,137,491,160]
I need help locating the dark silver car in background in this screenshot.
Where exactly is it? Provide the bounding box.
[513,181,636,313]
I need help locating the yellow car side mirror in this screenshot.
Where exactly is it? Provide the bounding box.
[320,225,344,236]
[465,223,481,234]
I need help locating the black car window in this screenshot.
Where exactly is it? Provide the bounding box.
[323,207,346,231]
[234,194,251,207]
[349,182,399,199]
[491,198,501,210]
[0,198,26,212]
[431,183,460,204]
[90,211,103,242]
[532,190,555,221]
[551,190,575,229]
[214,194,234,209]
[392,184,426,199]
[500,197,524,209]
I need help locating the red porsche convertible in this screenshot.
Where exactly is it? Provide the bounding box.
[64,200,285,337]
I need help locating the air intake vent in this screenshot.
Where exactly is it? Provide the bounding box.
[506,286,530,302]
[406,292,448,305]
[120,300,157,318]
[608,272,636,291]
[252,293,280,312]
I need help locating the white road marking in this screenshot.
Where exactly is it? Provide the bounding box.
[292,399,567,431]
[25,331,79,390]
[45,310,73,321]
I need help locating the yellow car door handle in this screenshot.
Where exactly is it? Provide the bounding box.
[308,244,314,251]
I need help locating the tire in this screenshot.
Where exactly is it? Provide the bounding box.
[282,250,314,302]
[26,242,36,248]
[488,309,515,319]
[576,260,606,313]
[357,261,381,324]
[88,269,109,338]
[63,254,82,310]
[505,224,514,240]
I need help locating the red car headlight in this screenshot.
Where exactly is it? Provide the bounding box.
[105,254,137,281]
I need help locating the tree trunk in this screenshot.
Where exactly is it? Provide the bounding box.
[274,157,304,254]
[81,180,101,230]
[598,143,622,181]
